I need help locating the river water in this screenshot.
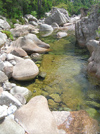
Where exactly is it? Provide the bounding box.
[11,31,100,123]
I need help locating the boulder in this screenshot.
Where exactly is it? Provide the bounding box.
[25,14,37,22]
[3,61,13,78]
[57,32,67,38]
[87,40,100,78]
[0,32,7,48]
[0,60,4,71]
[45,8,69,26]
[75,5,100,47]
[10,86,32,101]
[3,81,16,91]
[10,24,38,38]
[12,59,39,81]
[86,40,99,54]
[10,34,50,54]
[52,110,100,134]
[14,95,59,134]
[10,47,28,57]
[0,91,22,108]
[39,24,53,37]
[29,21,38,26]
[0,71,8,84]
[0,17,10,30]
[0,116,25,134]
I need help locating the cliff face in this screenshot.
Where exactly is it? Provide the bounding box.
[75,5,100,47]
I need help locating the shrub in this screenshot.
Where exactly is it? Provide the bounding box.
[1,30,14,40]
[31,11,37,18]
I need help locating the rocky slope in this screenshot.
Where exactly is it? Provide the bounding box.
[75,5,100,79]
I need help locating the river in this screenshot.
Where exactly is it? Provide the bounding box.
[10,30,100,124]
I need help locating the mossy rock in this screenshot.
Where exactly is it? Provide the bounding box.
[49,93,61,103]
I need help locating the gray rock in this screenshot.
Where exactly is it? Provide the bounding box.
[25,14,37,22]
[0,115,25,134]
[45,8,69,26]
[0,60,4,71]
[10,86,32,101]
[14,94,26,104]
[0,91,22,108]
[10,24,38,38]
[0,71,8,84]
[0,32,7,48]
[29,21,38,26]
[3,82,13,91]
[0,18,10,30]
[75,5,100,47]
[3,61,13,78]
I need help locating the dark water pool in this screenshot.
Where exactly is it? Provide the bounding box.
[11,31,100,123]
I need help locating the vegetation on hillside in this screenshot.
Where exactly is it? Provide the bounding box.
[0,0,100,19]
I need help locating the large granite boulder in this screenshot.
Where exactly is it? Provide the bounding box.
[75,5,100,47]
[14,95,59,134]
[52,110,100,134]
[45,8,69,26]
[0,16,10,30]
[10,34,50,54]
[0,116,25,134]
[12,58,39,81]
[39,24,53,37]
[0,32,7,48]
[10,24,39,38]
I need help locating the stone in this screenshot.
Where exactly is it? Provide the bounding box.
[0,87,3,95]
[0,53,7,61]
[0,116,25,134]
[3,81,13,91]
[30,53,42,61]
[6,53,15,61]
[0,18,10,30]
[10,47,28,57]
[51,22,59,30]
[0,71,8,84]
[0,105,8,120]
[0,60,4,71]
[39,24,53,37]
[75,5,100,47]
[3,61,13,78]
[29,21,38,26]
[0,91,22,108]
[45,8,69,26]
[86,40,99,54]
[12,59,39,81]
[14,95,59,134]
[10,24,37,38]
[25,14,37,22]
[0,32,7,48]
[49,93,61,103]
[53,110,100,134]
[10,34,50,54]
[10,86,32,101]
[14,94,26,104]
[57,32,67,39]
[38,71,46,78]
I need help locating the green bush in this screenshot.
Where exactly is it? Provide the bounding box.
[31,11,37,18]
[1,30,14,40]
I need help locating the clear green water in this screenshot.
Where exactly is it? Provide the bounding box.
[11,31,100,123]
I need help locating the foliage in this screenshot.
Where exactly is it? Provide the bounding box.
[1,30,14,40]
[31,11,37,18]
[0,0,99,19]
